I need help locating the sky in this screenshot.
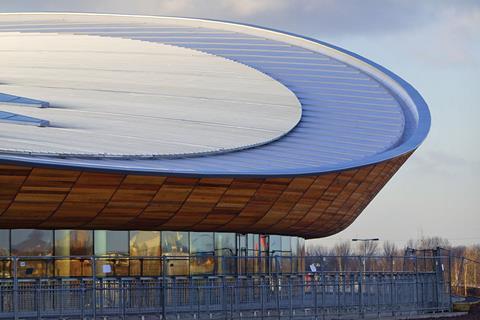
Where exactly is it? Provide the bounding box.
[1,0,479,248]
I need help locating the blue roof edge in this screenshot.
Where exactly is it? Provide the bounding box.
[0,13,431,178]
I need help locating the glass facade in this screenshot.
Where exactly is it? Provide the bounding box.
[94,230,129,276]
[1,230,305,278]
[190,232,214,275]
[11,229,53,277]
[214,233,236,274]
[0,230,9,277]
[162,231,189,276]
[129,231,161,276]
[54,230,93,276]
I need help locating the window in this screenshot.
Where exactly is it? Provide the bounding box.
[55,230,93,277]
[129,231,161,276]
[247,234,259,274]
[269,235,282,273]
[0,230,9,277]
[298,237,306,272]
[94,230,129,276]
[162,231,189,276]
[291,237,299,272]
[190,232,214,275]
[214,232,236,275]
[259,235,269,273]
[280,236,292,272]
[11,229,53,277]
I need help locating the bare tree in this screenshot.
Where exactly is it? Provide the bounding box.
[334,241,352,256]
[306,244,330,256]
[355,240,378,256]
[417,236,450,250]
[383,241,398,257]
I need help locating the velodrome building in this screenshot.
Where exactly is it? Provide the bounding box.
[0,13,430,277]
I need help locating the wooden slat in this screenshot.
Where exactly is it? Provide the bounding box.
[0,152,412,238]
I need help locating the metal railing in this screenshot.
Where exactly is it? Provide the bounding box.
[0,255,451,319]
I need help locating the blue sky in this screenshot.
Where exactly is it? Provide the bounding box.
[1,0,479,247]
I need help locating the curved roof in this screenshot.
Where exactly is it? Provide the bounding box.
[0,13,430,177]
[0,32,301,157]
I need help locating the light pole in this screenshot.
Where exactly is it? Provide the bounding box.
[352,238,379,273]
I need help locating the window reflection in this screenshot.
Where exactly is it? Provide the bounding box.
[291,237,298,272]
[281,236,292,273]
[190,232,214,275]
[162,231,189,276]
[55,230,93,277]
[94,230,129,277]
[130,231,161,276]
[259,235,269,274]
[247,234,259,274]
[0,230,9,277]
[269,235,282,273]
[298,237,306,272]
[11,229,53,277]
[214,233,236,275]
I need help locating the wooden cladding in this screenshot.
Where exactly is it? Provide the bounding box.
[0,154,410,239]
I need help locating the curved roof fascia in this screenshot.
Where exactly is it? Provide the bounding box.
[0,13,430,177]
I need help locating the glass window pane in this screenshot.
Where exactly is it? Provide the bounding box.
[298,237,305,272]
[247,234,259,274]
[214,233,236,275]
[281,236,292,273]
[269,235,282,273]
[190,232,214,275]
[0,230,9,255]
[11,229,53,256]
[130,231,161,276]
[291,237,298,272]
[94,230,128,256]
[162,231,189,276]
[55,230,93,277]
[269,235,281,256]
[94,230,129,277]
[130,231,161,256]
[259,235,269,274]
[11,229,53,277]
[0,230,10,278]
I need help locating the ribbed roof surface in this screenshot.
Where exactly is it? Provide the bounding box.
[0,13,430,177]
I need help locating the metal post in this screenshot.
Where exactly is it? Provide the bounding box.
[448,254,453,311]
[314,277,318,320]
[359,271,363,318]
[91,256,96,319]
[162,256,167,320]
[390,256,395,317]
[81,281,85,320]
[13,257,18,320]
[276,275,281,320]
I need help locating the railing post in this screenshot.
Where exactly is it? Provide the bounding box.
[390,256,395,316]
[36,278,40,320]
[289,276,293,319]
[80,281,85,320]
[359,271,363,318]
[13,257,18,320]
[91,256,96,319]
[448,254,453,311]
[260,277,265,320]
[314,276,318,320]
[276,274,281,320]
[162,256,167,320]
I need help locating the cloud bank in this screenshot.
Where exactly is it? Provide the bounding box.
[1,0,478,37]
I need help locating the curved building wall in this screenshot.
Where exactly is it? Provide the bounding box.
[0,152,410,239]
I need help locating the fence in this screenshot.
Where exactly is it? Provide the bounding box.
[0,255,451,319]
